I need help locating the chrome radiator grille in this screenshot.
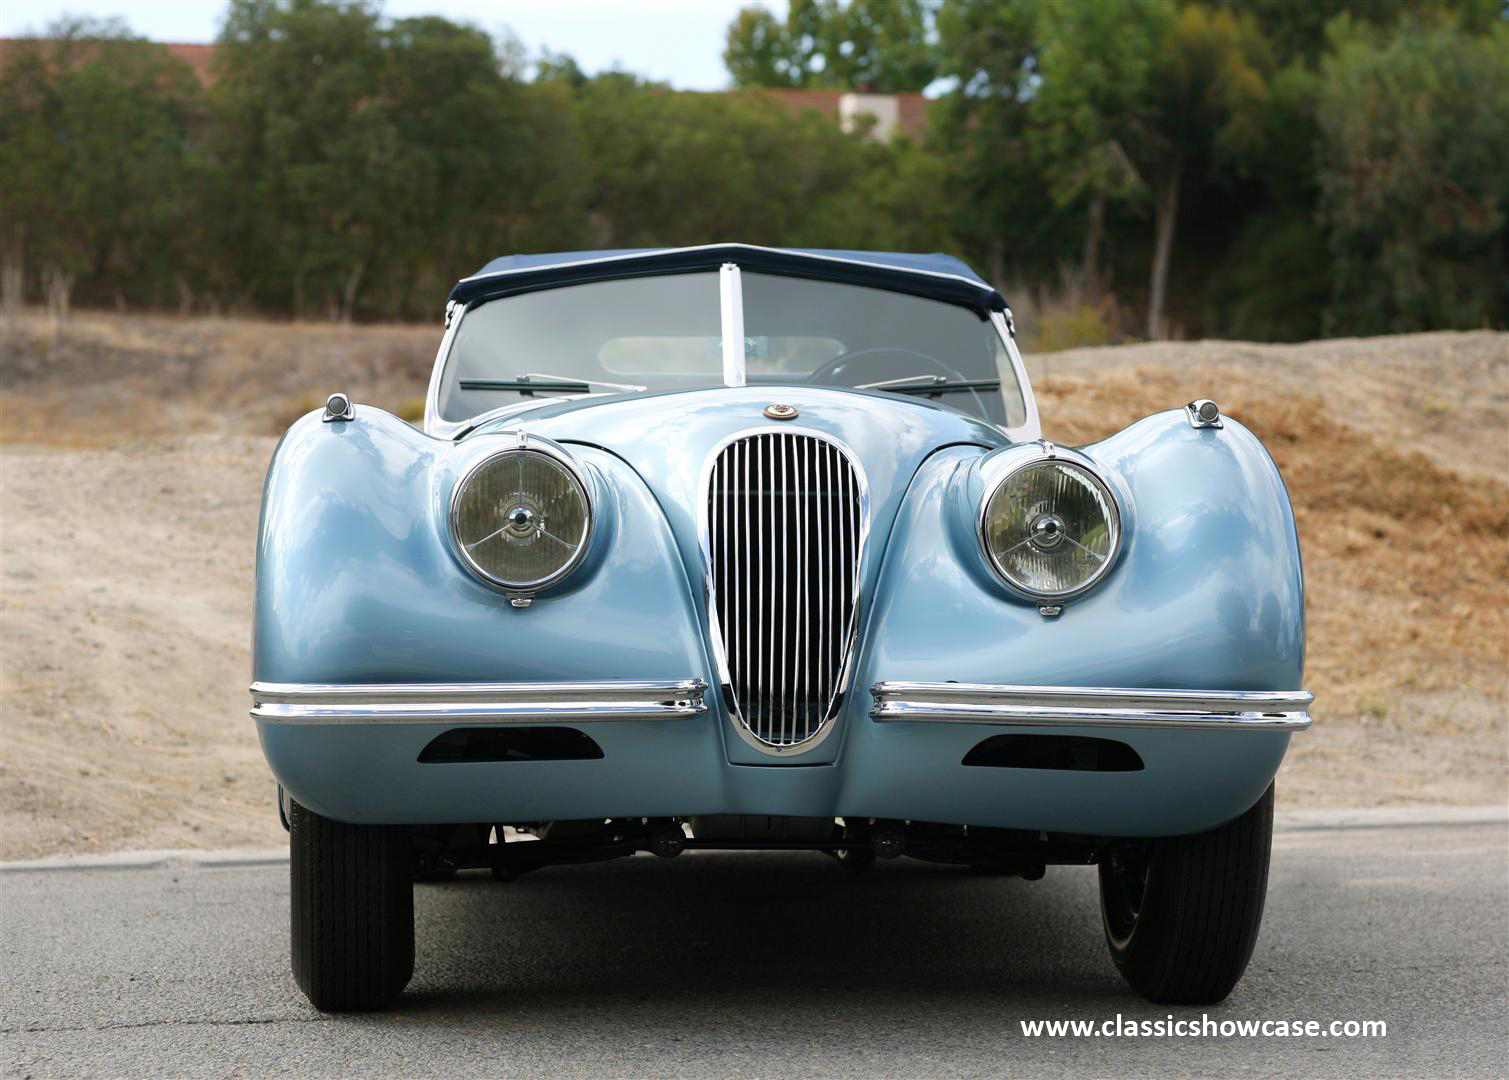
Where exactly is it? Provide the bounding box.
[706,431,863,748]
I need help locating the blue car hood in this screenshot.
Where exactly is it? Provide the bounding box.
[466,385,1010,597]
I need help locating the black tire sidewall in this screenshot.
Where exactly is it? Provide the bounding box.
[289,800,415,1011]
[1098,784,1275,1004]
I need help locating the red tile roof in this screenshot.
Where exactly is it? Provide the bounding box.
[753,87,843,121]
[750,87,934,139]
[0,38,217,85]
[895,93,931,139]
[163,42,215,86]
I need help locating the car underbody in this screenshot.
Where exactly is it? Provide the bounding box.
[407,815,1116,882]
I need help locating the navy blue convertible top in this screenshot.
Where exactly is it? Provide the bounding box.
[448,244,1006,316]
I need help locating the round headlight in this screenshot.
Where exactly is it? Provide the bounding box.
[981,459,1120,599]
[451,446,592,591]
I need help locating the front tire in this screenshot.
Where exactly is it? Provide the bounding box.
[1098,784,1274,1004]
[289,800,415,1011]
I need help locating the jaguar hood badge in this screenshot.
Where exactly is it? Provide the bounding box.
[764,403,799,421]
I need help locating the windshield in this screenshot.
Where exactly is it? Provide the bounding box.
[437,270,1027,427]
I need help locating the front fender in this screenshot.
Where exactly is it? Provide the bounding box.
[841,409,1305,835]
[857,409,1304,691]
[253,408,711,685]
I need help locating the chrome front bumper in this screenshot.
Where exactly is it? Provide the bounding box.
[250,677,1309,732]
[250,679,709,725]
[253,678,1302,830]
[870,682,1313,731]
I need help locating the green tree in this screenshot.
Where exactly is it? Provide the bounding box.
[1316,17,1509,333]
[723,6,804,88]
[375,16,586,318]
[930,0,1061,287]
[1200,61,1330,340]
[1029,0,1169,297]
[574,75,838,246]
[0,18,203,322]
[809,139,962,252]
[535,48,588,89]
[1214,0,1504,63]
[1029,1,1272,337]
[724,0,938,92]
[203,1,584,319]
[1140,4,1274,337]
[205,0,393,318]
[569,72,953,252]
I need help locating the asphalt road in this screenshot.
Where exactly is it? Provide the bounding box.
[2,823,1506,1079]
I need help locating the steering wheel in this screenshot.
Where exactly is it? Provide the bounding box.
[808,347,987,416]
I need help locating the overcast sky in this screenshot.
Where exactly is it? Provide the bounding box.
[0,0,770,90]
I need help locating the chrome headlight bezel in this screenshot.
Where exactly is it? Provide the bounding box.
[976,447,1123,603]
[448,436,595,595]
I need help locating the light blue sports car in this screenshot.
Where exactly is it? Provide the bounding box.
[252,245,1310,1011]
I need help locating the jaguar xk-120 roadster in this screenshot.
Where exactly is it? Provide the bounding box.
[252,244,1311,1011]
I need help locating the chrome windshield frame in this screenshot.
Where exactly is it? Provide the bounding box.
[992,309,1041,443]
[424,301,468,438]
[719,262,747,387]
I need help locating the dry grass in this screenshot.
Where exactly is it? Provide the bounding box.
[1031,333,1509,483]
[1,309,436,445]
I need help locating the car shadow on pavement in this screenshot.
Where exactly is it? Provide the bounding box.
[393,851,1130,1020]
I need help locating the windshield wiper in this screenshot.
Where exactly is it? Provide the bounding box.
[855,374,1001,395]
[459,372,647,396]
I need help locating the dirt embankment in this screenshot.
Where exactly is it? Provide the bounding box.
[1,314,1506,858]
[0,311,439,445]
